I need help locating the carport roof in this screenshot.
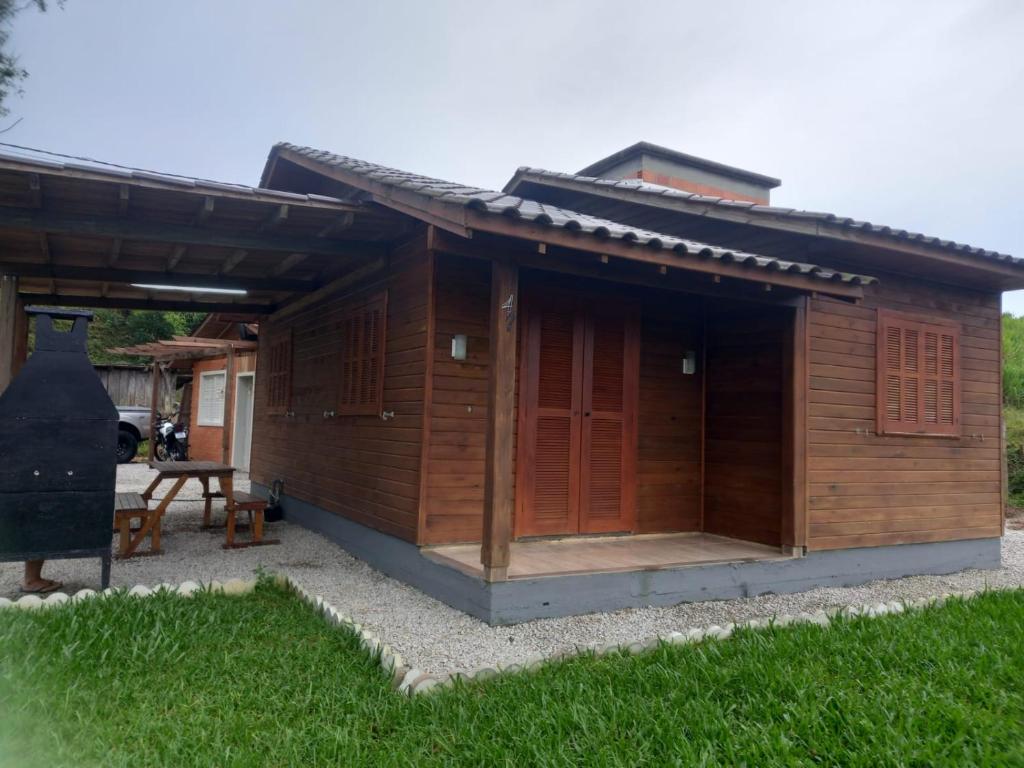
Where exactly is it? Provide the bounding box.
[0,146,407,313]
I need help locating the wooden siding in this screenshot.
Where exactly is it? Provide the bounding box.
[807,274,1003,550]
[422,254,491,544]
[636,301,703,533]
[249,238,429,543]
[95,365,175,410]
[703,307,785,547]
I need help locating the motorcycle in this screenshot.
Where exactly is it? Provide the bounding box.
[154,409,189,461]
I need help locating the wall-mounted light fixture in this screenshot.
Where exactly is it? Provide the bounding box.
[681,350,697,375]
[451,334,468,361]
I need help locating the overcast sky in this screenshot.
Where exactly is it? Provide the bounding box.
[7,1,1024,310]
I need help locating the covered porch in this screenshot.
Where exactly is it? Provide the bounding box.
[420,227,863,585]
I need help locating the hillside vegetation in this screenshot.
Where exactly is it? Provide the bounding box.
[1003,313,1024,506]
[29,309,205,364]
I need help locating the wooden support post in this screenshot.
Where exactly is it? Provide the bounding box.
[147,360,161,461]
[780,296,809,553]
[480,258,518,582]
[0,274,17,394]
[12,296,27,377]
[222,346,235,464]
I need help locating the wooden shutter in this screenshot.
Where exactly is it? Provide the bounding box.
[266,330,292,414]
[876,310,960,437]
[579,308,638,534]
[338,291,387,416]
[516,301,584,537]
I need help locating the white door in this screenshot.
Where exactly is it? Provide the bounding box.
[232,373,255,472]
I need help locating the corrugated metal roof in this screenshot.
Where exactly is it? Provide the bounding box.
[273,143,876,286]
[505,167,1021,267]
[0,147,359,210]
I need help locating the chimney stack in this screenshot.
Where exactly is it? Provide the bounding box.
[578,141,780,204]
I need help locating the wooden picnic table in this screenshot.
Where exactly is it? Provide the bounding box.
[143,460,236,529]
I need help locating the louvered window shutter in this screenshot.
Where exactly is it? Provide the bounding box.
[876,310,960,436]
[266,330,292,414]
[338,291,388,416]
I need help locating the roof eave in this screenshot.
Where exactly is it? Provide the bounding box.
[509,170,1024,288]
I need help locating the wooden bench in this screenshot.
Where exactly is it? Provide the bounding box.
[223,491,279,549]
[114,492,161,558]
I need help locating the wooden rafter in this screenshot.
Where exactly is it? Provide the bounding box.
[220,249,248,274]
[0,260,313,293]
[22,292,276,313]
[27,173,41,208]
[272,253,307,276]
[259,204,288,232]
[0,206,387,257]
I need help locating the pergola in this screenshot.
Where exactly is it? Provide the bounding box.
[109,336,259,461]
[0,149,410,392]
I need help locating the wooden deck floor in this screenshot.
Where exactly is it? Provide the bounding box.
[423,532,789,580]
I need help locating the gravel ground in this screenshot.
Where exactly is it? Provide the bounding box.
[3,464,1022,676]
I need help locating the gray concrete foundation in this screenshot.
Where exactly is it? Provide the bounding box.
[255,483,1002,625]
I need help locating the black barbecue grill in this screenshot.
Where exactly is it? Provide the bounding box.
[0,308,116,587]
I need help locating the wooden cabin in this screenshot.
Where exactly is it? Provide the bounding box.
[243,141,1020,623]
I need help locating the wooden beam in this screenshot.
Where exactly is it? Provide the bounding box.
[167,244,187,270]
[222,345,235,464]
[27,174,41,208]
[272,256,387,321]
[462,210,867,300]
[147,361,160,460]
[12,295,27,377]
[220,249,248,274]
[416,250,436,544]
[259,204,288,232]
[193,196,215,225]
[318,212,355,237]
[480,258,518,581]
[20,292,276,314]
[108,237,123,267]
[0,274,17,393]
[781,297,809,551]
[430,229,812,307]
[0,261,315,293]
[0,206,388,257]
[272,252,307,276]
[118,185,131,216]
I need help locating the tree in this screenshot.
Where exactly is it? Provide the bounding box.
[26,309,207,363]
[0,1,58,118]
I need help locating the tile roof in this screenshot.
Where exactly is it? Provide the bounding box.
[505,167,1021,268]
[272,143,876,286]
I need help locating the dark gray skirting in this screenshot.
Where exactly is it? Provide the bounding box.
[253,483,1002,625]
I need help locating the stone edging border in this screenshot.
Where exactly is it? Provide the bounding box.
[0,578,994,697]
[285,581,994,697]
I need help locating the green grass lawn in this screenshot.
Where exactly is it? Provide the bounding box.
[2,583,1023,768]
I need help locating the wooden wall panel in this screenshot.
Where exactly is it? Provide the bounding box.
[807,274,1003,550]
[249,238,429,543]
[703,307,785,546]
[636,302,702,533]
[422,254,491,544]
